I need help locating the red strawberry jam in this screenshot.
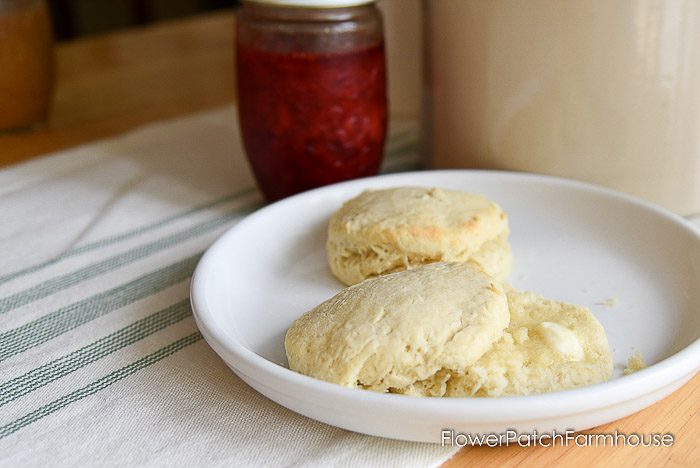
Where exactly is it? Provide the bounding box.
[236,41,387,202]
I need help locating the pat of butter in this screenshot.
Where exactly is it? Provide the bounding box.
[536,322,584,361]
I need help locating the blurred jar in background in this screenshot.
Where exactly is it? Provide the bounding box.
[0,0,54,132]
[236,0,387,202]
[423,0,700,215]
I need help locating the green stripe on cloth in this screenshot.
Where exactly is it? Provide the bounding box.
[0,140,418,315]
[0,204,261,315]
[0,332,203,440]
[0,299,192,407]
[384,140,420,160]
[385,128,417,149]
[382,159,423,175]
[0,188,257,286]
[0,129,417,294]
[0,128,417,288]
[0,254,201,363]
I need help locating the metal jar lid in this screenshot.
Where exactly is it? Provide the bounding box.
[241,0,377,7]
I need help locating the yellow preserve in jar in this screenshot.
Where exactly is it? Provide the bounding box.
[0,0,54,132]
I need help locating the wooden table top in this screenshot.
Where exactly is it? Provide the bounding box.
[0,10,235,168]
[0,8,697,467]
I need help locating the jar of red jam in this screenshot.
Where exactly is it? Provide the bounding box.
[235,0,387,202]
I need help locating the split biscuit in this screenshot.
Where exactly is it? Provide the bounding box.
[326,187,512,285]
[395,285,614,397]
[284,262,510,393]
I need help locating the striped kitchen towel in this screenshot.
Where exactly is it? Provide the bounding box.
[0,106,459,467]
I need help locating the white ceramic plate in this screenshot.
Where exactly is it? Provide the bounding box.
[190,170,700,443]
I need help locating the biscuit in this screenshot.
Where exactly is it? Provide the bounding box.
[394,285,613,397]
[326,187,512,285]
[468,234,512,285]
[623,350,647,375]
[284,262,510,393]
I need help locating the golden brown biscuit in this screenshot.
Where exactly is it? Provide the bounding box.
[284,262,510,392]
[327,187,512,285]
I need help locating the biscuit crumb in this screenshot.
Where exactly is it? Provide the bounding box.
[512,326,529,344]
[623,350,647,375]
[599,296,618,308]
[427,187,447,200]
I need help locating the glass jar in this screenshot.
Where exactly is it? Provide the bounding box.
[236,0,387,202]
[0,0,54,132]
